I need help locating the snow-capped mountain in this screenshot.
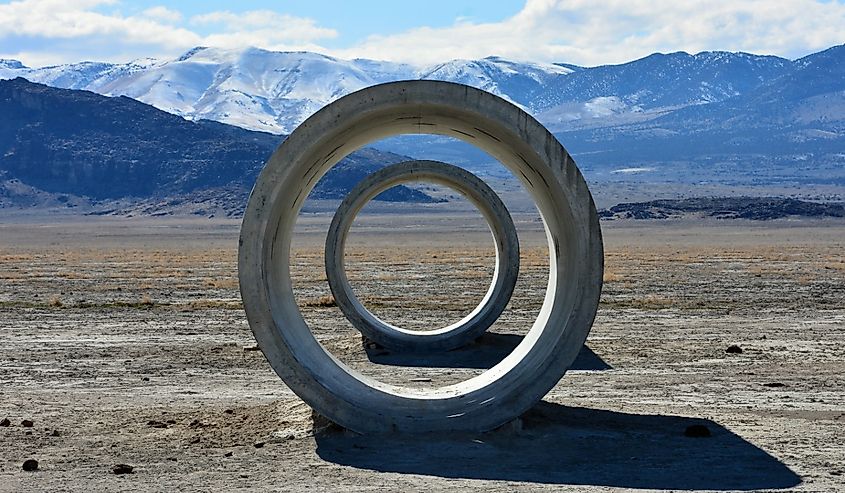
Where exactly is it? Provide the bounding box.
[24,46,549,134]
[0,45,841,137]
[2,45,844,215]
[4,47,573,132]
[418,56,573,109]
[95,47,416,133]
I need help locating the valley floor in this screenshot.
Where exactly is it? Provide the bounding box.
[0,216,844,492]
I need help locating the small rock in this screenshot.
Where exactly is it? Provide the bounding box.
[141,377,149,382]
[726,345,743,354]
[112,463,134,475]
[224,409,234,415]
[242,345,260,352]
[21,419,34,427]
[254,441,265,448]
[25,431,32,435]
[224,451,233,457]
[684,424,712,437]
[22,459,38,471]
[146,420,167,428]
[189,436,200,444]
[0,418,10,427]
[409,377,432,382]
[166,419,176,425]
[51,430,60,437]
[763,382,787,388]
[167,457,177,462]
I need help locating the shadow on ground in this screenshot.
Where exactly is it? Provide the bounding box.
[366,332,611,371]
[315,401,800,490]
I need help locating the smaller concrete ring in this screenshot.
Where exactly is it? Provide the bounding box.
[324,160,520,352]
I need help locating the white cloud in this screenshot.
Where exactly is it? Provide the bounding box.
[191,10,336,39]
[0,1,336,65]
[0,0,842,67]
[0,0,200,49]
[141,6,182,24]
[333,0,845,65]
[190,9,337,49]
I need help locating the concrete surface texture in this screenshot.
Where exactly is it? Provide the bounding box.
[325,160,520,352]
[238,80,604,433]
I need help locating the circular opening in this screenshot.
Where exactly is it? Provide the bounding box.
[289,158,548,391]
[343,182,496,332]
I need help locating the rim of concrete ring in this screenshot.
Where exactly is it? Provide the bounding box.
[238,80,604,433]
[324,160,520,352]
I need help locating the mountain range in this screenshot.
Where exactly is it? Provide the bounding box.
[552,44,845,187]
[0,78,428,216]
[3,45,834,136]
[1,44,843,215]
[0,48,575,134]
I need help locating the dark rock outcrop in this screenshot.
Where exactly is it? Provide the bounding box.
[600,197,845,220]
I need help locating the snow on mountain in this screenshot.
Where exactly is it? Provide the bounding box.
[0,59,27,70]
[2,58,161,92]
[0,60,28,80]
[533,51,791,114]
[419,56,573,109]
[95,47,422,133]
[0,46,823,135]
[0,47,575,133]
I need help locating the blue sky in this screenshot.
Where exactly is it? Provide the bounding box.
[1,0,843,67]
[114,0,525,46]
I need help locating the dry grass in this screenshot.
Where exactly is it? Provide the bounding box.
[2,223,844,319]
[602,294,678,310]
[0,254,36,261]
[452,268,492,279]
[0,272,29,280]
[177,300,243,311]
[205,278,240,289]
[301,295,337,308]
[603,270,623,283]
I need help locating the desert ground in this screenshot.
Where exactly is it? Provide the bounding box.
[1,210,844,492]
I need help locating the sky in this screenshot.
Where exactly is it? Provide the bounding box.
[1,0,844,67]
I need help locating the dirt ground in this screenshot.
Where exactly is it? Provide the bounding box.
[1,214,844,492]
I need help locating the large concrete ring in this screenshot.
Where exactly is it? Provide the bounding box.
[324,160,520,352]
[238,80,603,433]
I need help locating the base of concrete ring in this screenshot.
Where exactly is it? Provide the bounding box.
[324,160,520,352]
[238,80,603,433]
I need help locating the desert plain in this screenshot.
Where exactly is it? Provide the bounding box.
[1,208,844,492]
